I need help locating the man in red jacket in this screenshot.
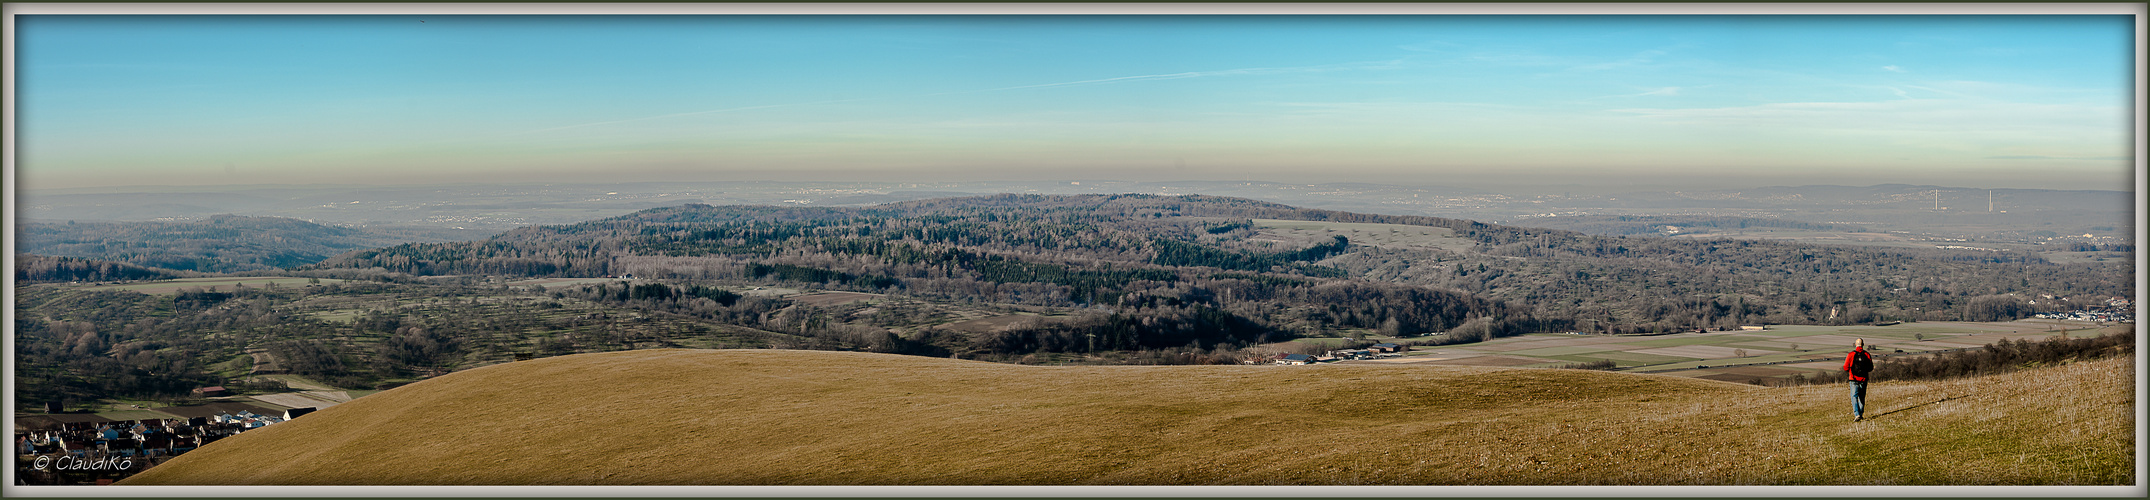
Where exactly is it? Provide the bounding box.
[1844,338,1874,422]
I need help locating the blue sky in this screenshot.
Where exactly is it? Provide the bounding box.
[14,15,2137,190]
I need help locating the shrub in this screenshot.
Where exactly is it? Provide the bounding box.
[1783,330,2133,386]
[1557,359,1617,370]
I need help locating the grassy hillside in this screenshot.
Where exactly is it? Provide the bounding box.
[122,349,2132,485]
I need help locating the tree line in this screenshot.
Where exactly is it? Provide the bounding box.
[16,254,184,283]
[1767,329,2133,387]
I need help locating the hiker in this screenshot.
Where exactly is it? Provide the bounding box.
[1844,338,1874,422]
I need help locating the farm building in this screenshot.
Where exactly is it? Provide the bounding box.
[1329,349,1375,360]
[1740,325,1769,331]
[1371,343,1401,353]
[213,411,284,429]
[1276,354,1315,365]
[150,402,286,421]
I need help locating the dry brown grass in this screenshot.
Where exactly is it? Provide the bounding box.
[121,349,2134,485]
[786,291,882,307]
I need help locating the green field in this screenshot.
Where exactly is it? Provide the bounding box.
[1622,336,1747,348]
[503,277,639,287]
[1576,351,1696,365]
[249,374,343,392]
[2041,251,2133,264]
[1505,345,1618,357]
[1250,218,1477,252]
[94,410,176,421]
[308,309,367,323]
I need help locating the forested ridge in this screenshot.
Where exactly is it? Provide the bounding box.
[17,215,437,273]
[309,194,2128,333]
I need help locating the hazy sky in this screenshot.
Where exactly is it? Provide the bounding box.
[14,14,2138,191]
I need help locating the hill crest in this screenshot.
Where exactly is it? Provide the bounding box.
[121,348,2133,485]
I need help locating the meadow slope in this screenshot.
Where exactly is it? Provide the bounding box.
[122,349,2134,485]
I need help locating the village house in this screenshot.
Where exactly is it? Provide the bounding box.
[1328,349,1375,360]
[213,411,285,429]
[16,403,281,484]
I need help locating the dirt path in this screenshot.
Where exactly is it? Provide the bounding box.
[246,348,284,374]
[250,374,339,392]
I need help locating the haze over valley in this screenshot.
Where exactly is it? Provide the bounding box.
[20,180,2134,259]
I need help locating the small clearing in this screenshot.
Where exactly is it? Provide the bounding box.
[1248,218,1476,252]
[788,291,882,307]
[62,277,347,294]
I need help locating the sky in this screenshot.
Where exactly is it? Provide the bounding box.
[12,14,2139,191]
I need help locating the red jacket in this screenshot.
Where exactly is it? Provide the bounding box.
[1843,347,1872,382]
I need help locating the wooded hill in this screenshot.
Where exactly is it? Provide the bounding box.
[17,215,459,274]
[302,195,1544,359]
[15,254,186,283]
[306,193,2128,340]
[14,278,808,409]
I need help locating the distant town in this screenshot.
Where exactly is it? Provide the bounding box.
[2033,296,2136,324]
[14,388,341,485]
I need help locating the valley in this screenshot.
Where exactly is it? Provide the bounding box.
[14,194,2131,412]
[11,191,2134,486]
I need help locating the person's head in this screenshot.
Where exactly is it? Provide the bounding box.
[1854,338,1866,349]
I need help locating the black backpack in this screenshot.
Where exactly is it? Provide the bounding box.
[1850,350,1873,378]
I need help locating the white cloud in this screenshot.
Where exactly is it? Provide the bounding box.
[1882,65,1906,73]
